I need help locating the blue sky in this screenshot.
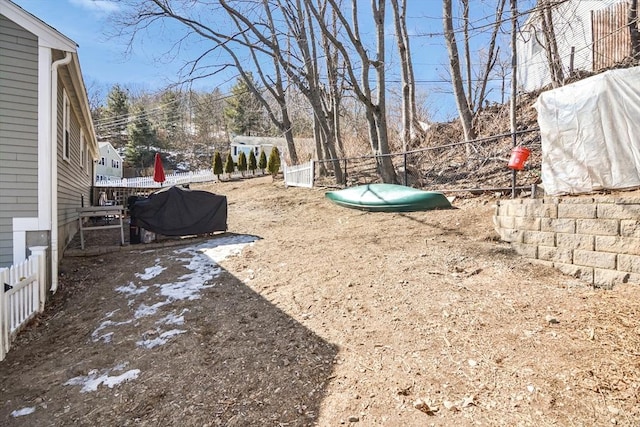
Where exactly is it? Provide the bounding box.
[12,0,532,121]
[13,0,181,89]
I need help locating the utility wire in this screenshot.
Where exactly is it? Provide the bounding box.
[95,90,242,133]
[413,0,573,38]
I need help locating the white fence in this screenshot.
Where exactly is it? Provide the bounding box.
[95,169,259,188]
[95,169,217,188]
[1,247,48,361]
[283,161,315,188]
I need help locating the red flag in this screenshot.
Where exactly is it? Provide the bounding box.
[153,153,166,184]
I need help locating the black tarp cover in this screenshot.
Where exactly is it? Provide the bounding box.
[130,186,227,236]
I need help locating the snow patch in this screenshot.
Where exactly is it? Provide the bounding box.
[11,407,35,417]
[156,310,187,326]
[181,234,258,263]
[115,282,149,296]
[156,279,215,301]
[96,332,114,343]
[148,235,257,305]
[137,329,186,349]
[93,236,257,351]
[134,301,168,319]
[135,262,166,281]
[91,319,133,343]
[65,368,140,393]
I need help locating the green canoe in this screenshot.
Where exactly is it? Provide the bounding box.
[325,183,452,212]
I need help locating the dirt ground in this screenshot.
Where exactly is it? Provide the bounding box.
[1,176,639,426]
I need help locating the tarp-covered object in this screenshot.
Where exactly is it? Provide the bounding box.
[130,186,227,236]
[535,67,640,195]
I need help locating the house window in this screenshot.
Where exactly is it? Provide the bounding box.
[84,144,91,175]
[63,90,70,161]
[80,129,85,169]
[100,157,105,165]
[233,146,237,156]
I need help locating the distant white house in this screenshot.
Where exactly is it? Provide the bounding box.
[95,141,123,182]
[230,135,315,164]
[516,0,632,92]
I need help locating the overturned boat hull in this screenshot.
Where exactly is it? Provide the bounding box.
[325,184,452,212]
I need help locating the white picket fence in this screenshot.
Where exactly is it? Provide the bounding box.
[283,161,315,188]
[94,169,265,188]
[95,169,218,188]
[1,247,48,361]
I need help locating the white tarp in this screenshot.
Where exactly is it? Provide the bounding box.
[534,66,640,196]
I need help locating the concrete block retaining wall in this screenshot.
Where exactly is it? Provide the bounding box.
[493,192,640,288]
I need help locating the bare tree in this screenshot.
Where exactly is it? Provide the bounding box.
[192,0,342,176]
[227,0,344,181]
[390,0,421,151]
[442,0,507,150]
[305,0,396,183]
[493,51,511,105]
[318,2,346,159]
[443,0,476,146]
[113,0,421,184]
[538,0,564,87]
[473,0,506,116]
[462,0,473,111]
[280,0,343,182]
[115,0,300,164]
[221,0,300,164]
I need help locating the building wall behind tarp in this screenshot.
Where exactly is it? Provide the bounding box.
[516,0,632,92]
[534,66,640,196]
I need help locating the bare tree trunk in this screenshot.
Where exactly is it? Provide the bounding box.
[404,19,420,141]
[539,0,564,87]
[313,116,328,175]
[462,0,473,111]
[473,0,506,116]
[630,0,640,60]
[293,0,343,183]
[320,3,345,158]
[510,0,518,198]
[443,0,476,148]
[305,0,396,183]
[371,0,395,184]
[390,0,420,151]
[280,107,297,163]
[391,0,410,152]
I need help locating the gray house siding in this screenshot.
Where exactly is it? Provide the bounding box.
[55,76,93,253]
[0,14,39,267]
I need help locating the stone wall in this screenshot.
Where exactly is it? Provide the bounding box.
[493,192,640,288]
